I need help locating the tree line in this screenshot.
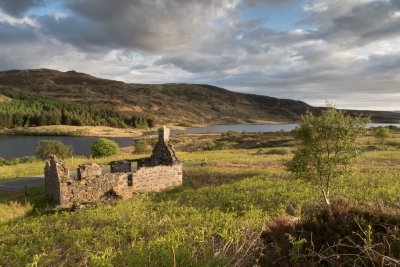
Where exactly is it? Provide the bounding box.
[0,89,154,128]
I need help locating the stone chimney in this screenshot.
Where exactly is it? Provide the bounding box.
[158,126,170,142]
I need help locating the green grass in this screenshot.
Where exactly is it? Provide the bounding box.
[0,146,399,265]
[0,149,283,180]
[0,153,149,180]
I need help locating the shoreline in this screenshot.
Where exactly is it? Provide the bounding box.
[0,121,398,137]
[0,120,293,137]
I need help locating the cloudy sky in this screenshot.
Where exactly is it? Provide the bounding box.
[0,0,399,110]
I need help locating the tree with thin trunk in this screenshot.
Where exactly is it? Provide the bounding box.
[287,107,369,212]
[374,127,391,146]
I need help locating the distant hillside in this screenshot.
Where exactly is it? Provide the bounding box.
[0,90,153,129]
[0,69,399,126]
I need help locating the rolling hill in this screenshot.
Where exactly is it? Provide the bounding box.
[0,68,399,126]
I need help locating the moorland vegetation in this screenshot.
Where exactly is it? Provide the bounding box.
[0,123,399,265]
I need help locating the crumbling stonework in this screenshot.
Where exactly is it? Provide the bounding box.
[44,126,182,208]
[44,157,69,203]
[77,163,102,180]
[137,126,179,167]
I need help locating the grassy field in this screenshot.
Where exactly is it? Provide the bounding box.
[0,131,399,266]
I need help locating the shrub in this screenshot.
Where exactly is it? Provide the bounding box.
[0,157,7,166]
[374,127,392,146]
[35,140,72,160]
[260,198,400,266]
[19,156,37,164]
[0,156,37,166]
[91,138,120,158]
[265,148,290,155]
[226,130,238,136]
[176,122,191,127]
[205,140,217,150]
[205,140,231,150]
[133,138,152,154]
[364,145,384,152]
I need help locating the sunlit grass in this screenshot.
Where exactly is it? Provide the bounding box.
[1,131,400,265]
[0,153,150,180]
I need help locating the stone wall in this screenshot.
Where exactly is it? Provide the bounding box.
[126,164,182,193]
[58,171,128,205]
[77,163,102,180]
[48,162,183,208]
[44,126,183,208]
[44,156,69,204]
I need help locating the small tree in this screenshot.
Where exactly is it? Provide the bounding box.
[0,157,7,166]
[91,138,120,158]
[374,127,391,146]
[288,108,369,210]
[35,140,72,160]
[133,138,152,154]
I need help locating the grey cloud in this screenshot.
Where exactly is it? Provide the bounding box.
[154,55,239,73]
[293,44,327,63]
[366,53,400,75]
[245,18,265,29]
[38,15,113,52]
[130,64,148,70]
[304,0,400,47]
[37,0,238,54]
[243,0,294,7]
[361,20,400,45]
[0,0,44,17]
[0,22,38,44]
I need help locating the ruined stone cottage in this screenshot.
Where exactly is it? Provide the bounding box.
[44,126,182,208]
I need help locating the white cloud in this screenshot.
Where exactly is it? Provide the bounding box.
[0,10,38,27]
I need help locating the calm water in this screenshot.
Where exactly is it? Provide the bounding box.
[172,123,400,135]
[172,123,299,135]
[1,123,399,159]
[0,136,134,160]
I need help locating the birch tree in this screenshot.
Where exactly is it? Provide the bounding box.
[288,107,369,210]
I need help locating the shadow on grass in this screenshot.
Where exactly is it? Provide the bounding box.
[0,186,55,223]
[182,166,269,188]
[148,166,293,215]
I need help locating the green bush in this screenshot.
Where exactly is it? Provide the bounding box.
[35,140,72,160]
[176,122,192,127]
[205,140,231,150]
[91,138,120,158]
[364,145,382,152]
[265,148,290,155]
[0,156,37,166]
[19,156,37,164]
[133,138,152,154]
[225,130,238,136]
[374,127,392,145]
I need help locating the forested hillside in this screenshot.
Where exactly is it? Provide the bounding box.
[0,89,154,128]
